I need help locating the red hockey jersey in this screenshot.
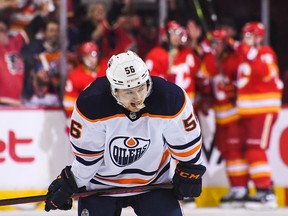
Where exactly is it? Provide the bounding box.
[236,45,283,116]
[145,46,169,79]
[63,65,98,117]
[201,51,240,124]
[146,46,200,102]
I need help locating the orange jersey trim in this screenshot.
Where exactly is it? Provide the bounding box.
[73,151,104,158]
[169,141,202,158]
[238,92,282,100]
[96,177,154,185]
[227,170,249,177]
[75,89,188,122]
[238,107,280,115]
[250,172,271,179]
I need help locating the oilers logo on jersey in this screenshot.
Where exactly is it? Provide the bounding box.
[109,136,150,167]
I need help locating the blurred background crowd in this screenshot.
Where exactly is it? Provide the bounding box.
[0,0,287,111]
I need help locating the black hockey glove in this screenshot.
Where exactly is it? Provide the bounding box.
[45,166,79,212]
[172,163,206,200]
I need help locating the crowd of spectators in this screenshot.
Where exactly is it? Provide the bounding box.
[0,0,287,110]
[0,0,160,108]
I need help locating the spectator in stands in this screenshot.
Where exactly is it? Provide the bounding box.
[78,2,107,44]
[22,17,60,101]
[0,0,54,36]
[50,0,79,51]
[22,17,77,102]
[0,17,24,106]
[25,61,61,107]
[0,14,45,106]
[77,0,136,75]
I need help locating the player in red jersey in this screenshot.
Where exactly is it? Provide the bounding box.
[144,21,171,80]
[227,22,283,210]
[145,20,200,104]
[63,41,100,119]
[198,30,247,208]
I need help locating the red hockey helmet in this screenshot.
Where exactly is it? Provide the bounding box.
[167,20,181,32]
[166,21,187,43]
[242,22,265,37]
[210,29,228,41]
[79,41,99,57]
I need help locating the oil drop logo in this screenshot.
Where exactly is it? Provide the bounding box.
[109,136,150,167]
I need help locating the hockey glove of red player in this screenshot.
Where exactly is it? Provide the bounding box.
[172,162,206,200]
[45,166,79,212]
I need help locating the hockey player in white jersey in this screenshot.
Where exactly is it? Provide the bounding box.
[44,50,206,216]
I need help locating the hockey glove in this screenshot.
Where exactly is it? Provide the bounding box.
[172,163,206,200]
[45,166,79,212]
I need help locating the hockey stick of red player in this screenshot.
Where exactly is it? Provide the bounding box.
[0,184,173,206]
[192,0,227,83]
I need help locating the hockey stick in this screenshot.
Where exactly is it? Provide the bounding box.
[192,0,226,83]
[0,184,173,206]
[193,0,212,40]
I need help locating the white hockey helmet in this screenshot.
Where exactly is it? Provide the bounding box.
[106,51,152,105]
[106,50,151,89]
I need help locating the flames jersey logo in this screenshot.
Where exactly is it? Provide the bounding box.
[5,53,24,75]
[109,136,150,167]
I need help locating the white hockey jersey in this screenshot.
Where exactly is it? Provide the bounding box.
[69,76,203,194]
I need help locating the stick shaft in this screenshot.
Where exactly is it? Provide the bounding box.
[0,184,173,206]
[192,0,226,80]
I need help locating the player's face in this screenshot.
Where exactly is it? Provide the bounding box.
[45,22,60,45]
[169,31,182,47]
[211,39,224,55]
[83,53,98,70]
[242,32,256,46]
[116,83,148,112]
